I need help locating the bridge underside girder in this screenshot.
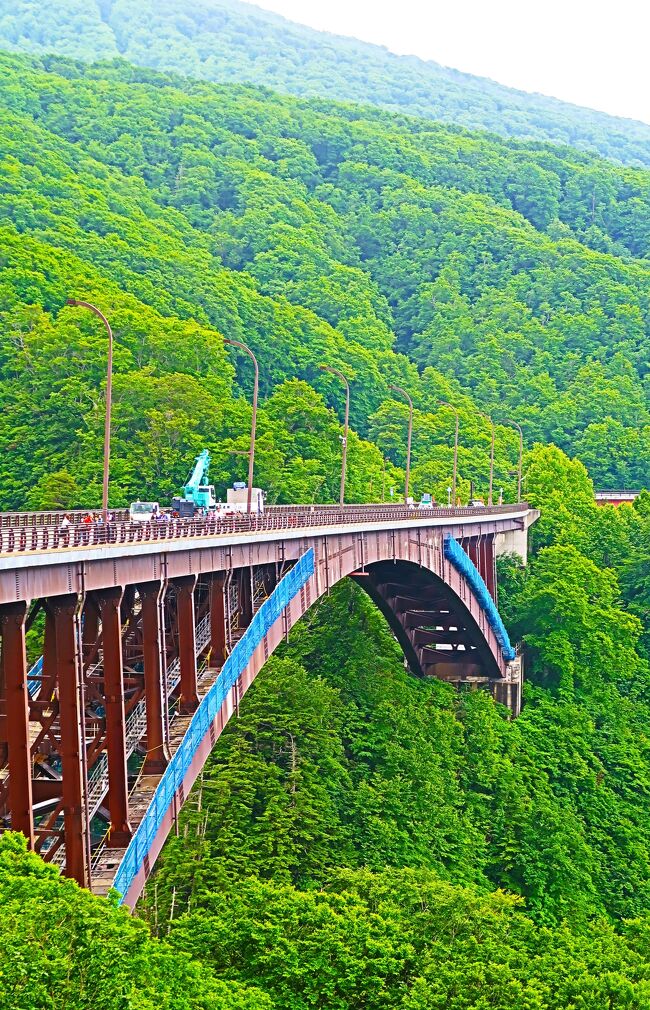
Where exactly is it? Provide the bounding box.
[351,559,514,701]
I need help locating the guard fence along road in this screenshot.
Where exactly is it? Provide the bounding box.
[0,504,528,556]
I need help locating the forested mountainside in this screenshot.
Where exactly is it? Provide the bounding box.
[4,46,650,1010]
[2,0,650,168]
[0,51,649,509]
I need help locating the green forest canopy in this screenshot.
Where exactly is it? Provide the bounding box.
[3,43,650,1010]
[0,50,649,513]
[6,461,650,1008]
[1,0,650,168]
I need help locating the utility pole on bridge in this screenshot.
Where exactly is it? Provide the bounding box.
[66,299,113,524]
[320,364,350,507]
[389,385,413,504]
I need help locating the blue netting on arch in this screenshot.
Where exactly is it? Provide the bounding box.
[443,535,516,663]
[113,547,315,901]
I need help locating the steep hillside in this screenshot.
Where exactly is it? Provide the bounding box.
[1,0,650,167]
[0,52,649,504]
[3,48,650,1010]
[137,457,650,1008]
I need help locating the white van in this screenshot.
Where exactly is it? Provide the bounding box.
[129,501,160,523]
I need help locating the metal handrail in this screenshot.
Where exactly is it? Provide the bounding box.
[0,503,528,557]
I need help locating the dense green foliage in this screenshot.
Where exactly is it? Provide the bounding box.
[0,833,271,1009]
[3,39,650,1010]
[0,51,649,511]
[128,453,650,1008]
[6,461,650,1005]
[2,0,650,168]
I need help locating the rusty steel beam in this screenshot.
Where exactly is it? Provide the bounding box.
[239,567,253,628]
[466,537,480,571]
[82,597,100,649]
[420,646,477,664]
[209,575,227,668]
[41,605,57,702]
[483,535,497,602]
[174,575,199,713]
[412,628,468,647]
[138,581,170,774]
[52,593,90,888]
[0,601,34,845]
[401,611,463,630]
[96,587,132,847]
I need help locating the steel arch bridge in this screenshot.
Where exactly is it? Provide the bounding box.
[0,503,536,905]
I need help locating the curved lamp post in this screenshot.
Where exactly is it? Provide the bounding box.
[66,299,113,523]
[503,419,523,502]
[439,400,459,505]
[389,385,413,504]
[320,365,350,507]
[224,338,258,515]
[484,414,494,505]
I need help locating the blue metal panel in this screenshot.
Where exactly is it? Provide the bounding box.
[27,655,43,699]
[113,548,315,901]
[443,535,516,662]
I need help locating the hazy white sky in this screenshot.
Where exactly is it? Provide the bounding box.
[250,0,650,125]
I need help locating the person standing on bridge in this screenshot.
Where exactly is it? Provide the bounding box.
[59,513,71,546]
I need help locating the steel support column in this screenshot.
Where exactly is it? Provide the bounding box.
[41,605,58,702]
[467,537,480,570]
[175,575,198,713]
[209,575,227,667]
[96,587,132,847]
[239,566,253,628]
[82,597,100,648]
[0,601,34,845]
[138,581,170,774]
[483,535,497,602]
[52,593,90,887]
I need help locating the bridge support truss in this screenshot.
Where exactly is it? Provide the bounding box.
[0,508,533,896]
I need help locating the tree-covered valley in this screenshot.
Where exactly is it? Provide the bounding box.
[1,38,650,1010]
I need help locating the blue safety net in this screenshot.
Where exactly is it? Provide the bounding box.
[27,655,42,698]
[113,547,315,901]
[443,535,516,662]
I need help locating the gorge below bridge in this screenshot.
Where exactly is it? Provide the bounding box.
[0,502,537,906]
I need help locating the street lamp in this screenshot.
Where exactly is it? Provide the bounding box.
[439,401,459,505]
[503,419,523,502]
[485,415,495,506]
[66,299,113,524]
[389,385,413,504]
[320,365,350,507]
[224,338,258,515]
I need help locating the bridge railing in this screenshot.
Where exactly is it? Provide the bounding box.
[112,547,316,902]
[0,503,527,556]
[0,509,130,530]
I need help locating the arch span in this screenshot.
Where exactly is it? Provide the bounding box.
[111,532,520,908]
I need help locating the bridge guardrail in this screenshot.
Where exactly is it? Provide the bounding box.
[0,504,528,557]
[0,509,130,530]
[112,547,316,903]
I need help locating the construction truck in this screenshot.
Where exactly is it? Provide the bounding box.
[226,482,265,515]
[171,450,219,517]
